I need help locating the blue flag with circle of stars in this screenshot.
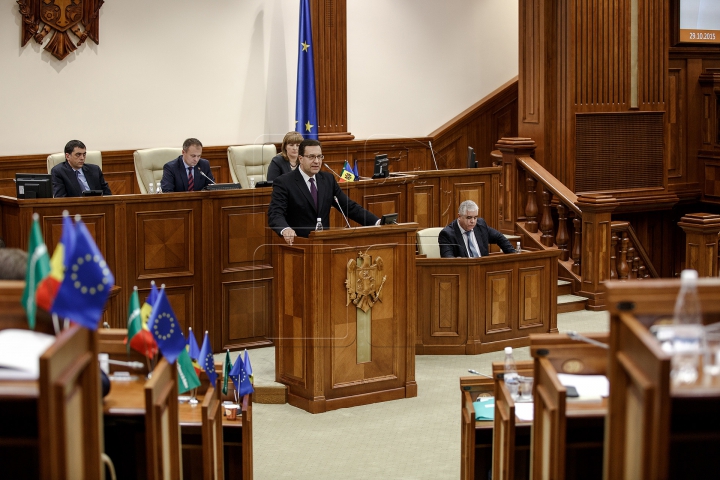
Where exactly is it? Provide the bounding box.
[229,354,254,396]
[51,218,114,330]
[147,286,186,364]
[295,0,318,140]
[198,331,218,386]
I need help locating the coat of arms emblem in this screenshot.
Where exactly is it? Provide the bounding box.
[17,0,104,60]
[345,252,387,313]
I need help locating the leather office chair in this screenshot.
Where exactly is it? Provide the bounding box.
[133,148,182,194]
[47,151,103,173]
[227,145,277,188]
[416,227,444,258]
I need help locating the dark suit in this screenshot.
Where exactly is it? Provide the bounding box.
[51,161,111,198]
[438,219,515,258]
[268,169,380,238]
[266,153,293,181]
[160,156,215,193]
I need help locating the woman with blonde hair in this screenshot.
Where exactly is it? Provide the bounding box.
[267,131,304,181]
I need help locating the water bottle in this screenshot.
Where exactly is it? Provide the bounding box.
[516,241,521,253]
[671,269,704,385]
[148,182,155,194]
[156,183,162,193]
[315,218,323,232]
[504,346,519,398]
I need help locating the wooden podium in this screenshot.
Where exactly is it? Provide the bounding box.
[272,223,418,413]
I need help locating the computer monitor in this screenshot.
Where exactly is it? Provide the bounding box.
[380,213,398,225]
[467,147,477,168]
[15,173,53,199]
[372,154,390,179]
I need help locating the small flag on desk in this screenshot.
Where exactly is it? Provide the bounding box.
[51,217,114,330]
[243,349,254,385]
[223,350,232,395]
[36,211,75,312]
[127,285,158,358]
[352,160,359,178]
[199,331,218,386]
[21,214,50,329]
[176,348,201,394]
[147,286,185,364]
[294,0,318,140]
[230,355,254,396]
[339,161,356,182]
[186,327,203,375]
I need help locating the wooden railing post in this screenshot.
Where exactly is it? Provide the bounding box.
[576,194,618,310]
[495,137,537,235]
[539,189,555,247]
[525,177,539,233]
[610,233,618,280]
[572,217,581,275]
[556,204,569,261]
[678,213,720,277]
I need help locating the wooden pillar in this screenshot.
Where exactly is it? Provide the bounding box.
[310,0,354,141]
[495,137,537,235]
[678,213,720,277]
[576,194,618,310]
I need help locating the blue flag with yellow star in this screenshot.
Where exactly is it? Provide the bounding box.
[198,331,218,386]
[147,286,185,364]
[230,354,254,396]
[295,0,318,140]
[51,218,114,330]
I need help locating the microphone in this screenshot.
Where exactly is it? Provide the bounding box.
[334,196,351,228]
[107,359,146,370]
[468,369,492,378]
[323,163,342,178]
[429,141,439,171]
[198,169,216,184]
[567,331,609,349]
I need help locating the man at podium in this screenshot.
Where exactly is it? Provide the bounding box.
[439,200,516,257]
[268,139,380,244]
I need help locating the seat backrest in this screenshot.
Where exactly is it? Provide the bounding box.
[201,386,224,480]
[144,358,182,480]
[416,227,444,258]
[134,148,182,194]
[47,151,103,173]
[38,325,103,480]
[227,145,277,188]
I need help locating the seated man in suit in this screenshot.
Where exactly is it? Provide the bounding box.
[160,138,215,192]
[268,139,380,245]
[51,140,112,197]
[439,200,516,257]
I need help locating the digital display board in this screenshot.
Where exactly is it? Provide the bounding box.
[680,0,720,43]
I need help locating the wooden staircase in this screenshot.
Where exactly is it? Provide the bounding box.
[557,279,587,313]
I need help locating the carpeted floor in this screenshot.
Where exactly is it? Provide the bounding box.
[219,310,609,479]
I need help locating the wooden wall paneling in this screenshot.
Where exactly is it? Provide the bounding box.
[223,278,273,350]
[275,245,308,387]
[310,0,353,141]
[412,178,439,229]
[416,265,468,354]
[667,66,686,183]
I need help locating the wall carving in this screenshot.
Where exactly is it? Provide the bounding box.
[17,0,104,60]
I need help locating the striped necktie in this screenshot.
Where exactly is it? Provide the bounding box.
[188,168,194,191]
[465,231,479,258]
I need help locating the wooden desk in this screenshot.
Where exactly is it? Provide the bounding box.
[0,175,415,352]
[605,279,720,480]
[103,378,252,480]
[0,380,41,479]
[416,250,560,354]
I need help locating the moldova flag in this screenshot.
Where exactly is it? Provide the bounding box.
[125,287,158,358]
[339,160,356,182]
[36,211,75,312]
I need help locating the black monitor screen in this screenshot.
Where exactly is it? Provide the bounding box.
[372,154,389,179]
[15,173,53,199]
[467,147,477,168]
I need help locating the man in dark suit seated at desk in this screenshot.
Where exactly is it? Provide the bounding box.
[268,139,380,245]
[160,138,215,192]
[51,140,112,197]
[439,200,516,257]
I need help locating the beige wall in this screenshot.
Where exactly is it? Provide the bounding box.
[0,0,518,156]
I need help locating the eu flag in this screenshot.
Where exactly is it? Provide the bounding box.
[295,0,318,140]
[51,219,114,330]
[230,355,254,396]
[148,286,186,364]
[198,331,218,386]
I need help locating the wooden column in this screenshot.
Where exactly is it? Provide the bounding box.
[678,213,720,277]
[310,0,354,141]
[495,137,537,235]
[576,194,618,310]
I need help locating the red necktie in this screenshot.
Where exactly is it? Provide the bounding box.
[188,168,194,191]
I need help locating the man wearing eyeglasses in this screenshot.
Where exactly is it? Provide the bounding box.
[268,139,380,244]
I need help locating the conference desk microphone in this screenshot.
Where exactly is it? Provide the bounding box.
[323,163,342,179]
[468,369,492,378]
[334,196,352,228]
[198,169,216,184]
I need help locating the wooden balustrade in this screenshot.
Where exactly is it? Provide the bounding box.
[610,222,658,280]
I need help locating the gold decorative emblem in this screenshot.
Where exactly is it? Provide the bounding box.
[346,252,387,313]
[17,0,104,60]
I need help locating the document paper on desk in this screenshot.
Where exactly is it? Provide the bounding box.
[515,403,534,421]
[556,374,609,398]
[0,329,56,380]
